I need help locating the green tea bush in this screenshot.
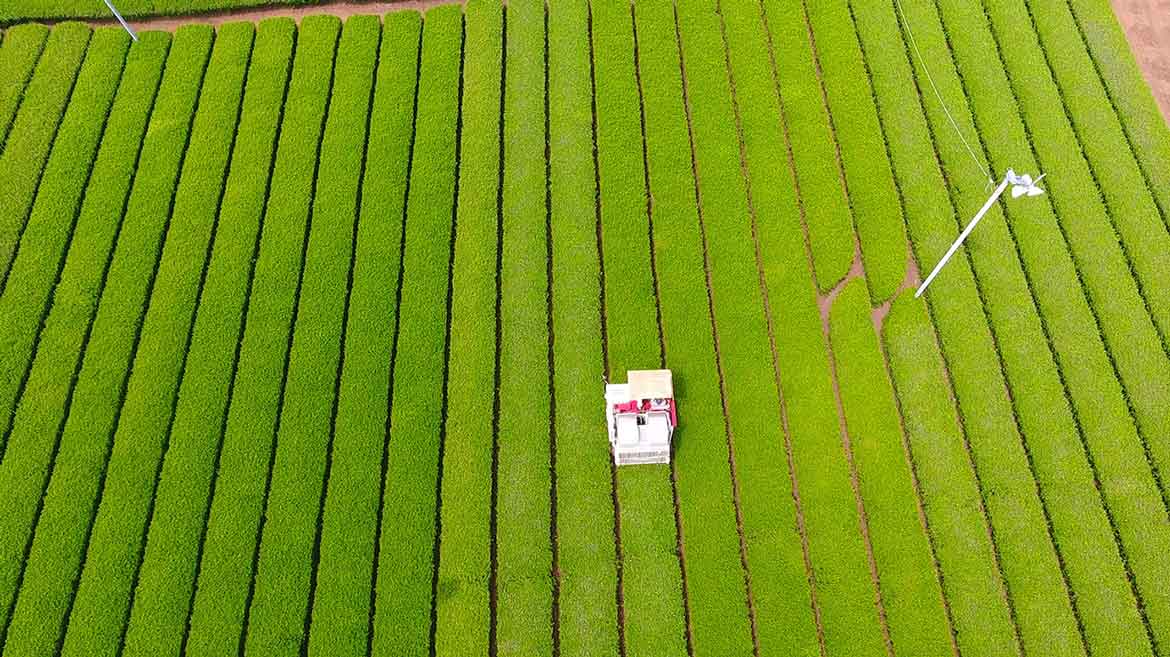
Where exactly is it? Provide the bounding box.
[182,16,338,656]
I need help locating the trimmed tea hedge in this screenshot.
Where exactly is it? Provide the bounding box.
[182,16,339,656]
[802,0,907,302]
[0,23,130,642]
[119,19,293,657]
[59,23,252,657]
[0,22,89,300]
[0,28,128,445]
[493,0,554,653]
[0,27,207,657]
[431,0,498,648]
[547,1,620,655]
[307,12,418,657]
[368,6,462,657]
[828,279,952,657]
[0,24,49,167]
[0,30,168,654]
[243,15,377,657]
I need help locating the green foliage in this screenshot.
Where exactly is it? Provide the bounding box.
[611,4,693,649]
[802,0,907,302]
[493,0,553,654]
[828,280,952,657]
[998,0,1170,506]
[0,27,128,444]
[547,1,620,654]
[1020,0,1170,347]
[940,0,1170,652]
[1064,0,1170,222]
[683,1,828,655]
[0,23,129,641]
[882,292,1019,657]
[758,0,852,291]
[715,0,891,653]
[594,3,694,656]
[0,23,49,155]
[592,0,655,374]
[243,15,377,657]
[847,2,1037,655]
[0,3,1168,654]
[307,12,418,657]
[432,0,498,654]
[368,6,461,656]
[0,22,89,298]
[0,27,203,657]
[118,19,293,657]
[0,0,317,23]
[182,15,338,657]
[909,0,1155,654]
[58,23,252,657]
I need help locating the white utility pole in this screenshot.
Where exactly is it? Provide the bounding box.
[102,0,138,42]
[916,169,1045,298]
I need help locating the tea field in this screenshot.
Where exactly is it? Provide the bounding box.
[0,0,1169,655]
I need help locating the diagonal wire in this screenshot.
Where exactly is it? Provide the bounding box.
[892,0,994,186]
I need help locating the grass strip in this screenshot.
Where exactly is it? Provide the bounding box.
[431,1,497,654]
[755,0,851,292]
[242,15,378,657]
[941,0,1170,651]
[0,28,205,657]
[828,279,953,657]
[548,2,619,655]
[621,8,702,655]
[592,2,690,655]
[683,2,847,649]
[745,0,904,653]
[0,20,128,634]
[909,0,1153,653]
[1020,0,1170,351]
[683,1,831,654]
[367,6,462,657]
[882,291,1019,657]
[117,19,292,657]
[57,23,252,657]
[1064,0,1170,221]
[800,0,907,303]
[723,1,902,654]
[305,12,418,657]
[0,24,48,157]
[0,27,128,444]
[492,0,553,654]
[991,0,1170,505]
[0,22,89,299]
[182,16,339,656]
[847,2,1048,655]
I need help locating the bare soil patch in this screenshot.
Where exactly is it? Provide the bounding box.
[1111,0,1170,123]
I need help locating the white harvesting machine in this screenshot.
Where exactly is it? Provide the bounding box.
[605,369,677,466]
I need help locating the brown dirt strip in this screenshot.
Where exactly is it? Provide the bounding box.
[39,0,455,31]
[870,243,919,336]
[1110,0,1170,124]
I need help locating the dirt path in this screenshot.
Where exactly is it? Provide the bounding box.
[1111,0,1170,123]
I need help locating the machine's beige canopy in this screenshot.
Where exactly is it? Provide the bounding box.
[628,369,673,400]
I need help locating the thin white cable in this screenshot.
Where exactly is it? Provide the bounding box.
[892,0,992,186]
